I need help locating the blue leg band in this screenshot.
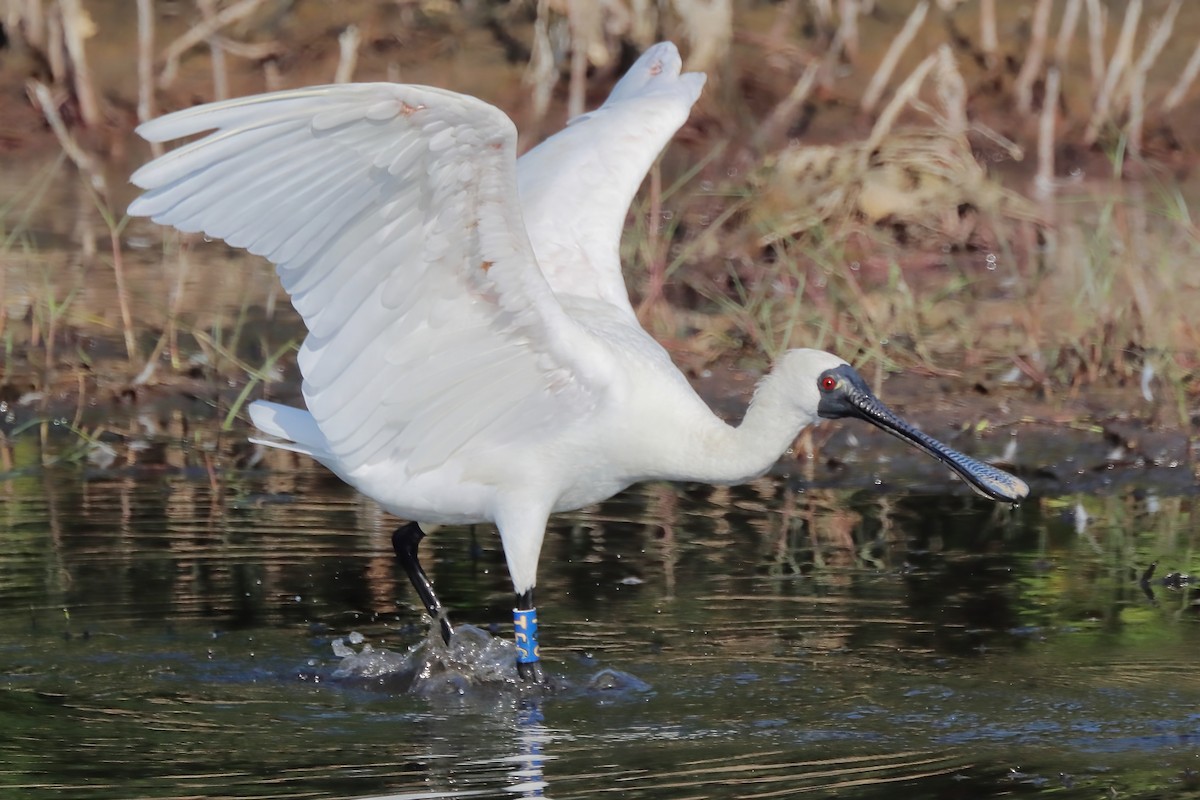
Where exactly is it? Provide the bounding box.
[514,607,540,664]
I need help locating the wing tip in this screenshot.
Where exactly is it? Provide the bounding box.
[603,41,706,108]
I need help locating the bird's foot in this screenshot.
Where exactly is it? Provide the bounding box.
[517,659,546,684]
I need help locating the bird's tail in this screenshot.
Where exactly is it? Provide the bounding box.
[248,401,331,459]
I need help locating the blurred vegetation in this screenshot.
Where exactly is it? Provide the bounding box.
[0,0,1197,475]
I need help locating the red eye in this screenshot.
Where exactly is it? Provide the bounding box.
[820,375,838,391]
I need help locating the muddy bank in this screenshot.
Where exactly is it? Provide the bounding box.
[1,346,1194,502]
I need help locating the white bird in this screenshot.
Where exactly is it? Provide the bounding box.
[128,43,1027,683]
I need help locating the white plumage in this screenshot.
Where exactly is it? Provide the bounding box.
[129,43,1025,678]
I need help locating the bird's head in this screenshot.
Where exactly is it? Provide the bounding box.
[780,349,1029,503]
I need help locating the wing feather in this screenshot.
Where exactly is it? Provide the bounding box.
[516,42,706,314]
[130,82,613,477]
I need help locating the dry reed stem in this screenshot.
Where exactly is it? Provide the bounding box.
[754,59,821,151]
[262,56,282,91]
[1015,0,1052,115]
[565,0,609,121]
[197,0,227,100]
[968,119,1025,160]
[105,225,138,363]
[838,0,859,63]
[636,162,663,319]
[1120,0,1183,160]
[74,197,95,261]
[28,81,103,193]
[675,0,733,72]
[18,0,46,49]
[334,24,360,83]
[58,0,100,127]
[568,29,587,121]
[1127,68,1145,160]
[208,36,277,60]
[934,45,967,140]
[135,0,163,157]
[29,81,137,362]
[1131,0,1179,77]
[979,0,998,68]
[1083,0,1141,146]
[1085,0,1106,94]
[45,4,66,87]
[1123,184,1156,348]
[133,237,192,385]
[1035,66,1060,199]
[860,0,928,114]
[524,0,556,141]
[1053,0,1082,67]
[1119,0,1178,163]
[0,239,6,342]
[159,0,269,88]
[1162,38,1200,112]
[863,48,938,157]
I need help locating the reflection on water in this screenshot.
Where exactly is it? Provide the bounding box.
[0,457,1198,799]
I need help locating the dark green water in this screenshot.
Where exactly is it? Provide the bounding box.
[0,456,1198,799]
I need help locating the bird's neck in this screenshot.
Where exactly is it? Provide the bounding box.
[685,368,816,485]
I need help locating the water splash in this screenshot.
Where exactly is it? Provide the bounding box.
[331,625,653,697]
[332,624,520,694]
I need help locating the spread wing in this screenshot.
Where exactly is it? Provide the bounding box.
[516,41,706,315]
[129,83,614,476]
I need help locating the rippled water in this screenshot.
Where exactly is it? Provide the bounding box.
[1,458,1198,799]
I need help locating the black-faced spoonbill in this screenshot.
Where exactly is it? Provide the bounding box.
[128,42,1028,684]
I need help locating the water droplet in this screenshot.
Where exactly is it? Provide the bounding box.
[849,261,860,271]
[700,180,714,192]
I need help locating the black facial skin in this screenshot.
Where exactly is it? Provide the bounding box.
[815,365,1028,503]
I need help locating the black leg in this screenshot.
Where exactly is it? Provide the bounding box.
[392,522,453,645]
[514,588,545,684]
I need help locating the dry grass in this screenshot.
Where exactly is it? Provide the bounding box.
[1,0,1199,471]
